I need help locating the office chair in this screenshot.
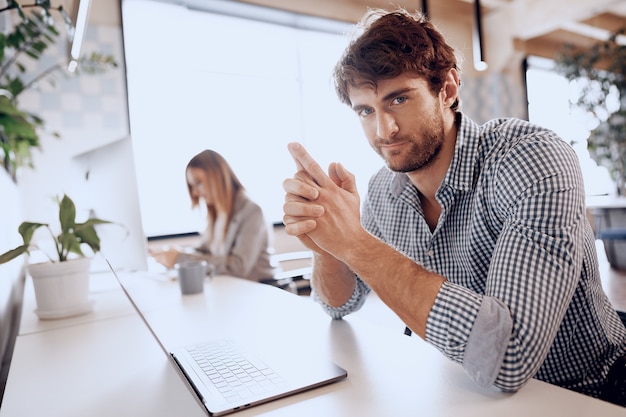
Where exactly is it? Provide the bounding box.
[260,224,312,295]
[261,250,312,295]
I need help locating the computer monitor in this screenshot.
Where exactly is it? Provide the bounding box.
[70,135,148,272]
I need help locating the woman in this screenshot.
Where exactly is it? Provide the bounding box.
[151,150,276,281]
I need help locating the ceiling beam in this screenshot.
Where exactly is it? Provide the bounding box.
[582,11,626,33]
[86,0,626,75]
[514,29,603,60]
[507,0,623,40]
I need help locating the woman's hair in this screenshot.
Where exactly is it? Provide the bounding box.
[186,150,244,241]
[333,8,461,110]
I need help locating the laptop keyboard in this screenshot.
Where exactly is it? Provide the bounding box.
[186,340,286,403]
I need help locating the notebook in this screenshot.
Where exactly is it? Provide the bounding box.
[107,261,347,416]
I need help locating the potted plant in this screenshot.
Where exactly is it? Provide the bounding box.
[0,1,116,179]
[555,28,626,270]
[555,27,626,196]
[0,194,112,319]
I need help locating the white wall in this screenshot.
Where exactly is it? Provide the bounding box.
[12,4,144,270]
[16,19,129,215]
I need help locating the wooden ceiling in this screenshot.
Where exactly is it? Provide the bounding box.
[507,0,626,59]
[87,0,626,73]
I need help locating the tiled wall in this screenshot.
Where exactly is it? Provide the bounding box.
[461,69,528,124]
[18,24,129,157]
[16,22,129,223]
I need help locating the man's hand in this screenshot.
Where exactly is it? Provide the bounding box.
[282,142,362,262]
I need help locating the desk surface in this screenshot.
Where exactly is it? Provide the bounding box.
[1,271,624,417]
[16,270,135,336]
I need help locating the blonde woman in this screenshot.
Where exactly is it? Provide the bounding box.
[151,150,276,281]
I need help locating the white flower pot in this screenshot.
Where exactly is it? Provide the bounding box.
[27,257,94,320]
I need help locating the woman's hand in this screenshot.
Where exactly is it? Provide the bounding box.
[148,246,180,269]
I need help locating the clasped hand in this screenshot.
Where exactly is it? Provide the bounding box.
[282,142,362,261]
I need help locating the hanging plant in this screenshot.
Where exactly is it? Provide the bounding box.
[0,0,117,179]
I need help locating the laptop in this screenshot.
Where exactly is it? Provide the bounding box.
[107,261,347,416]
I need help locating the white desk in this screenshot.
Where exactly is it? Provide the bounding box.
[16,270,135,336]
[1,271,625,416]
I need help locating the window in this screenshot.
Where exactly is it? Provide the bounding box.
[525,56,614,197]
[122,0,382,237]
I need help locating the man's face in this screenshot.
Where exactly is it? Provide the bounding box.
[347,74,445,173]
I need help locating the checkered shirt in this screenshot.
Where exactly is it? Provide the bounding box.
[313,113,626,397]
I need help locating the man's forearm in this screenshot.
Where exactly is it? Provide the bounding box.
[310,252,356,307]
[341,230,446,338]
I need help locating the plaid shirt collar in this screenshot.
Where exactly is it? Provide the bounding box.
[390,112,480,198]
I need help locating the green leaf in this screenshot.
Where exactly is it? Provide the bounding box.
[74,224,102,253]
[0,221,47,265]
[0,33,6,63]
[0,245,28,264]
[17,221,47,246]
[58,233,83,261]
[77,218,112,228]
[0,115,38,140]
[0,96,23,116]
[58,194,76,234]
[74,219,111,252]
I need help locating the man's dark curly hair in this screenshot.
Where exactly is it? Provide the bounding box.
[333,8,461,110]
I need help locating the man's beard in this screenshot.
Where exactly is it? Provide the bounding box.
[379,112,445,173]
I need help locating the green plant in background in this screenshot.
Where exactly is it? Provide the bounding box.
[0,193,111,264]
[555,27,626,196]
[0,0,117,178]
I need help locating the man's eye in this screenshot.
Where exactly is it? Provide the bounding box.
[393,96,406,105]
[358,108,374,117]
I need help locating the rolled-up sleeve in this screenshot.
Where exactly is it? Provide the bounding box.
[312,276,371,319]
[426,282,512,388]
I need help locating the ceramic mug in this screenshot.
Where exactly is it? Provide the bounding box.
[175,260,209,295]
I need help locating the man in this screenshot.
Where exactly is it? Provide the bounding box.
[282,8,626,405]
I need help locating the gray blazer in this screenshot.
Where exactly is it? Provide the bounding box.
[177,191,276,281]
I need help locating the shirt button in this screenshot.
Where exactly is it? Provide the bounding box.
[427,250,434,257]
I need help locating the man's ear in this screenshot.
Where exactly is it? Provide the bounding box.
[441,68,460,108]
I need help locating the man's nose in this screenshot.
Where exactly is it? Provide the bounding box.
[376,112,399,139]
